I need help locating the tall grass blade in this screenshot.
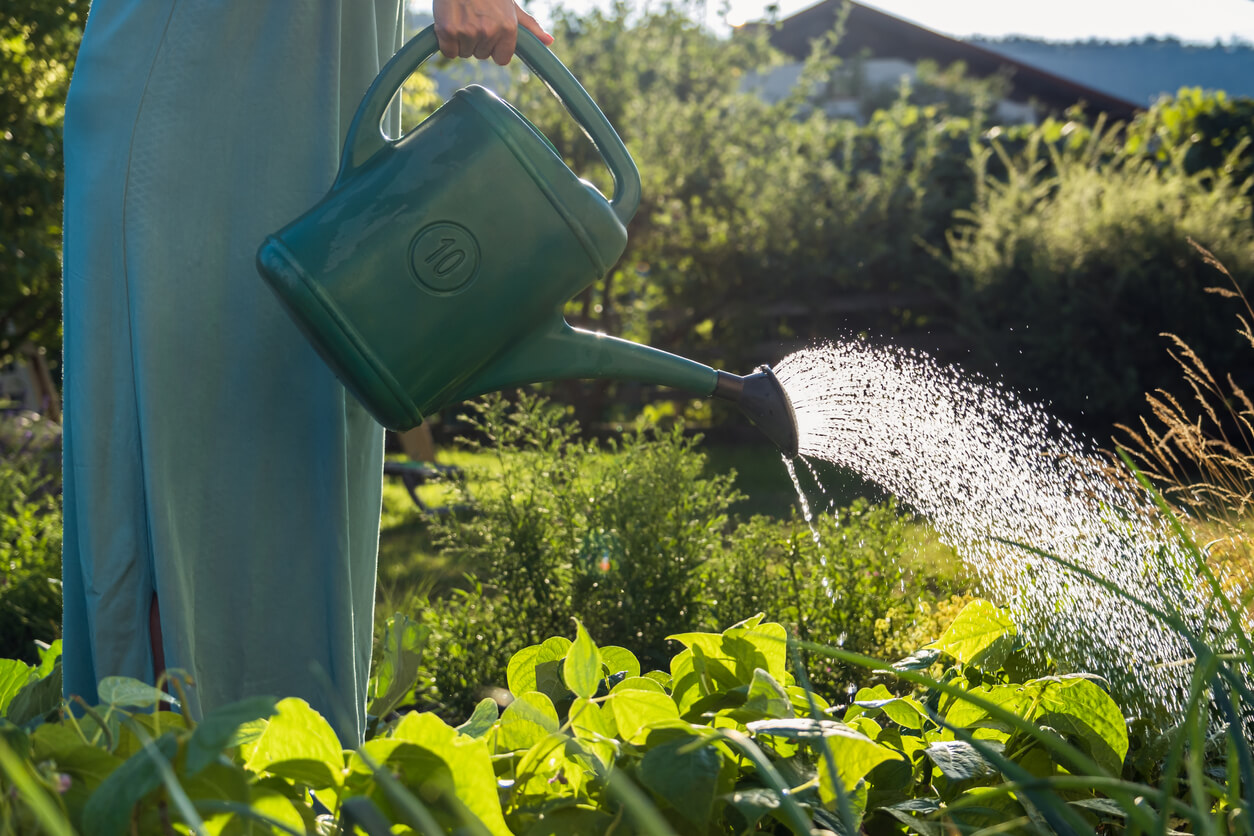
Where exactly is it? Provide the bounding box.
[789,638,858,835]
[716,728,815,835]
[192,801,308,836]
[0,735,74,836]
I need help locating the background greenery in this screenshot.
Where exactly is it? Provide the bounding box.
[5,1,1253,435]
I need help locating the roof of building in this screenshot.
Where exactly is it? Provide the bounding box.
[752,0,1144,120]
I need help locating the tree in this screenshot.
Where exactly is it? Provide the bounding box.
[1,1,84,369]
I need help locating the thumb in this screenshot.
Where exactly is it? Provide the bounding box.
[515,3,554,45]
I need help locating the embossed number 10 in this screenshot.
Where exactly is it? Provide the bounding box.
[425,237,466,277]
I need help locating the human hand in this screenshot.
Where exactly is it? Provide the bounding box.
[432,0,554,66]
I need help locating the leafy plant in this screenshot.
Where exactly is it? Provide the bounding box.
[702,499,950,694]
[416,392,741,717]
[0,0,83,367]
[5,599,1247,835]
[943,110,1254,433]
[0,412,62,663]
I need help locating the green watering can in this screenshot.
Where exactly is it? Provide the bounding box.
[257,25,798,456]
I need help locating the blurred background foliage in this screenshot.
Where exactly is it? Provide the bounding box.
[0,0,80,365]
[5,0,1253,436]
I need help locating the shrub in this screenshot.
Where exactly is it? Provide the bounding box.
[416,392,741,716]
[0,411,62,662]
[943,117,1254,433]
[702,499,950,694]
[405,393,968,717]
[0,1,83,367]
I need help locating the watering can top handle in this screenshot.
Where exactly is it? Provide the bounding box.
[338,25,642,226]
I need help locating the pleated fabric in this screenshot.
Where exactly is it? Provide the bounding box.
[62,0,402,745]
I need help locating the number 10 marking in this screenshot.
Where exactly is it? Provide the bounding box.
[425,237,466,278]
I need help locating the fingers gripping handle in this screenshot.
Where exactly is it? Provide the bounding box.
[336,25,642,227]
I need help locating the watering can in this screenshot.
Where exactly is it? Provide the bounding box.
[257,25,798,456]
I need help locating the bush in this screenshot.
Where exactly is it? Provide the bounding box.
[0,1,83,367]
[702,500,958,694]
[942,112,1254,433]
[502,3,988,382]
[415,392,741,716]
[0,411,62,662]
[407,394,966,718]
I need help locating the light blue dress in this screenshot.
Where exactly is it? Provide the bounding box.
[62,0,402,744]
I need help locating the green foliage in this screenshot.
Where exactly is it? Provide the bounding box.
[0,1,83,365]
[2,600,1246,835]
[503,4,986,377]
[944,104,1254,431]
[0,412,63,663]
[702,499,931,693]
[415,392,741,717]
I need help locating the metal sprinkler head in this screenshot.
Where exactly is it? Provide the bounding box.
[712,365,800,458]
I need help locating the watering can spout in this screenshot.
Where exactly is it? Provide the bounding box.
[712,367,800,458]
[446,319,721,405]
[446,324,800,459]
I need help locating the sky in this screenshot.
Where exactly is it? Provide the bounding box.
[413,0,1254,43]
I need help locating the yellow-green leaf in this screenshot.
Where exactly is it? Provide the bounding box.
[240,698,345,789]
[930,600,1016,667]
[563,620,601,700]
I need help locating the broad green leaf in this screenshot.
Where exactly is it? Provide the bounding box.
[241,697,345,789]
[747,717,847,740]
[112,712,187,761]
[496,692,560,753]
[514,733,588,800]
[850,686,929,731]
[389,711,511,836]
[7,661,62,726]
[185,695,278,777]
[611,676,666,694]
[30,722,84,760]
[0,658,33,716]
[568,698,617,767]
[669,648,704,714]
[569,698,614,740]
[368,613,430,718]
[668,620,788,686]
[540,636,573,659]
[1035,676,1129,775]
[811,723,903,798]
[507,645,543,696]
[96,676,177,709]
[642,670,671,689]
[945,684,1033,730]
[878,800,943,836]
[948,786,1024,829]
[924,740,1001,780]
[846,715,883,741]
[178,759,251,813]
[34,640,62,680]
[563,620,601,700]
[930,600,1016,667]
[82,731,179,836]
[519,806,615,834]
[608,688,681,745]
[515,637,574,704]
[637,734,721,829]
[455,698,499,739]
[249,788,311,834]
[31,727,122,832]
[722,787,781,832]
[599,646,641,680]
[944,676,1127,776]
[742,669,793,720]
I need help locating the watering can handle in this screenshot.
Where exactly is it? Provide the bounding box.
[337,25,642,226]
